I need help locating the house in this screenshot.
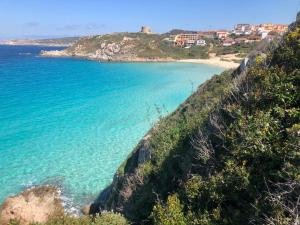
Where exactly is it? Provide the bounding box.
[196,39,207,46]
[173,33,200,47]
[261,31,269,39]
[186,39,196,47]
[223,38,235,46]
[257,24,288,35]
[258,24,276,33]
[198,31,217,39]
[235,37,248,44]
[247,35,261,43]
[272,24,288,34]
[233,24,252,35]
[216,30,229,39]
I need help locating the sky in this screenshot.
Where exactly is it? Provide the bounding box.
[0,0,299,39]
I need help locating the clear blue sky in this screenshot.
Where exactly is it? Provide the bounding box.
[0,0,299,39]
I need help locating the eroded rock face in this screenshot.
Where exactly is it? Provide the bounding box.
[0,186,63,225]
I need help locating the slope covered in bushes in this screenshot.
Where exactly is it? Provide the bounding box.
[97,18,300,225]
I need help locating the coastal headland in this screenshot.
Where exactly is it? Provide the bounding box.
[39,32,250,69]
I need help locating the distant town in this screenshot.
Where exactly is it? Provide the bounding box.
[153,23,289,48]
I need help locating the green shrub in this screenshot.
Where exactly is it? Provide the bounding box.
[152,194,186,225]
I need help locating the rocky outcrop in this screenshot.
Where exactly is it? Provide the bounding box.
[0,186,63,225]
[40,49,175,62]
[40,50,70,57]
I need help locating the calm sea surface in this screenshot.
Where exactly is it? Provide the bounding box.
[0,45,223,211]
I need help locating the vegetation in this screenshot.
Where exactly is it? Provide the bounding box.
[100,19,300,225]
[66,32,211,59]
[7,212,128,225]
[66,32,261,60]
[211,42,258,56]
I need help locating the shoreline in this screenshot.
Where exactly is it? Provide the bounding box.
[176,58,240,69]
[40,50,242,69]
[177,53,242,69]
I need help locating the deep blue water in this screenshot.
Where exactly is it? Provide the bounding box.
[0,45,223,211]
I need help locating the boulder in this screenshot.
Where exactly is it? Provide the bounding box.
[81,204,91,215]
[0,185,63,225]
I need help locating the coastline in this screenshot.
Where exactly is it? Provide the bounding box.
[40,50,242,68]
[177,53,241,69]
[1,46,225,221]
[176,58,240,69]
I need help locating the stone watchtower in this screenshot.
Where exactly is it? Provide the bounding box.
[140,26,152,34]
[297,11,300,22]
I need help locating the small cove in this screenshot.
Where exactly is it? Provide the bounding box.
[0,45,224,210]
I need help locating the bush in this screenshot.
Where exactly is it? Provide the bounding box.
[152,194,186,225]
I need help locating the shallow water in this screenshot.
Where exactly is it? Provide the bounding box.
[0,45,223,210]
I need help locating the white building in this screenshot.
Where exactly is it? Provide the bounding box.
[261,31,269,39]
[233,24,252,35]
[196,39,207,46]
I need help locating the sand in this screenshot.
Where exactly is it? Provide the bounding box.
[177,53,242,69]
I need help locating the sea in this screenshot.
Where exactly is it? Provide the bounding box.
[0,45,223,212]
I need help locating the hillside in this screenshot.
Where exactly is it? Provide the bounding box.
[41,32,210,61]
[40,32,260,64]
[86,17,300,225]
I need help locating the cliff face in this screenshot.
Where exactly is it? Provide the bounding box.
[93,20,300,224]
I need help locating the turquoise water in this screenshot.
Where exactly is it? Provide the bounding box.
[0,45,223,210]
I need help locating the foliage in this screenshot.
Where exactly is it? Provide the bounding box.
[152,194,186,225]
[103,19,300,225]
[44,212,128,225]
[67,32,260,60]
[6,212,128,225]
[212,42,259,56]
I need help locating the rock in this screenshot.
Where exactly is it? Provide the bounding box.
[40,50,69,57]
[137,135,152,164]
[81,204,91,215]
[0,185,63,225]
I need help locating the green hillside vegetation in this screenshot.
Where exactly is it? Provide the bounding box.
[66,32,261,60]
[212,42,258,56]
[98,20,300,224]
[67,32,209,59]
[38,37,80,45]
[7,212,128,225]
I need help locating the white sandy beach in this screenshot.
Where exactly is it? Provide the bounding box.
[177,53,242,69]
